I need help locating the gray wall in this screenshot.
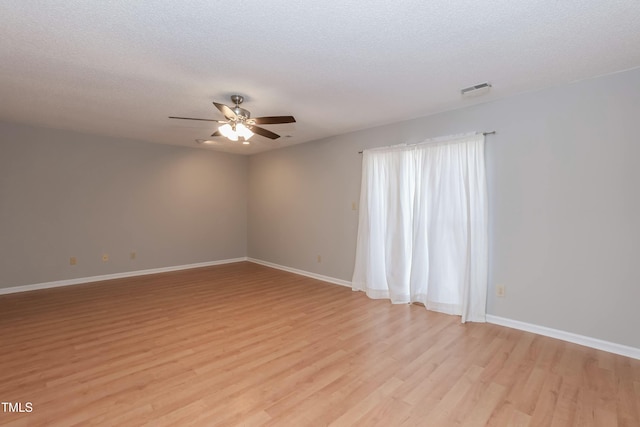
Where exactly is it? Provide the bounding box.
[248,67,640,348]
[0,122,248,288]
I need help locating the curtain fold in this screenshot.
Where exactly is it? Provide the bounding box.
[352,134,488,323]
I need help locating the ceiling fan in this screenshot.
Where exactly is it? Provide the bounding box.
[169,95,295,144]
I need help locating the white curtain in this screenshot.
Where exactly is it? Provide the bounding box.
[352,133,488,323]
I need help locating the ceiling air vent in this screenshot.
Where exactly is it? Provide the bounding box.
[461,82,492,98]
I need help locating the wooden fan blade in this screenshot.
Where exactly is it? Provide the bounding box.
[251,116,296,125]
[169,116,225,122]
[211,130,222,137]
[213,102,237,120]
[250,125,280,140]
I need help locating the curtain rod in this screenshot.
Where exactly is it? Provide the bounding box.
[358,131,496,154]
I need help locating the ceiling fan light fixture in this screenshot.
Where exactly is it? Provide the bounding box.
[236,123,254,140]
[218,123,234,138]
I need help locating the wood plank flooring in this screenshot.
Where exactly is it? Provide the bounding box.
[0,262,638,426]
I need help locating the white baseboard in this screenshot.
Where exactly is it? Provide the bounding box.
[0,257,248,295]
[247,258,352,288]
[486,315,640,360]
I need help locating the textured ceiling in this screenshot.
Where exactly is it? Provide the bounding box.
[1,1,640,155]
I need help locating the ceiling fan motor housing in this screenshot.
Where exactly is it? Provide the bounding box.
[233,107,250,120]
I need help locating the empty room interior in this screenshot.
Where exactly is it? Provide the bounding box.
[1,2,639,426]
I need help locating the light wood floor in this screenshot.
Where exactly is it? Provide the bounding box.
[1,262,638,426]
